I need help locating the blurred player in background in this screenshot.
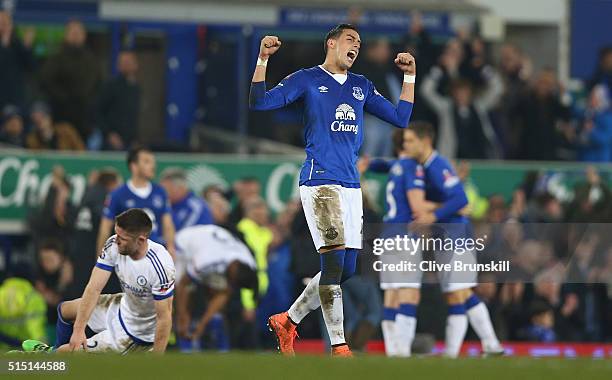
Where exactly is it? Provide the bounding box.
[407,122,503,357]
[22,208,175,354]
[360,127,436,357]
[250,23,416,356]
[160,167,213,232]
[174,224,258,351]
[96,146,176,259]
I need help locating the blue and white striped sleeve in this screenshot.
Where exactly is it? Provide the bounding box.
[147,250,175,301]
[95,236,117,272]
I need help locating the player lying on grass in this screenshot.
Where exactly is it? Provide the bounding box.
[22,208,175,354]
[249,23,415,357]
[174,224,258,345]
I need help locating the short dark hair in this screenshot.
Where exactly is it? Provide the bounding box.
[115,208,153,237]
[392,129,405,157]
[409,121,436,142]
[126,146,152,169]
[39,238,64,255]
[324,23,359,53]
[234,262,258,291]
[96,168,120,189]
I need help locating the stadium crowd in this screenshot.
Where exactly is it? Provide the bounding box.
[0,11,611,352]
[0,12,611,161]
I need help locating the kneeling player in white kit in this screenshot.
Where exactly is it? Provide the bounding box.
[23,208,175,354]
[174,224,258,343]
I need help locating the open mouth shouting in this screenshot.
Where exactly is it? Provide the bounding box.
[347,49,358,64]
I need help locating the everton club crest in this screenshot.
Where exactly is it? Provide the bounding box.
[352,87,364,101]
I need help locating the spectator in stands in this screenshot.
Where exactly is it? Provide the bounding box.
[160,167,213,231]
[0,104,24,147]
[421,65,503,159]
[0,10,35,111]
[524,300,556,342]
[513,68,572,160]
[573,85,612,162]
[34,239,73,328]
[587,46,612,94]
[96,51,141,150]
[28,166,76,246]
[39,19,101,142]
[567,166,612,223]
[353,37,398,156]
[228,177,262,225]
[206,190,231,226]
[25,101,85,151]
[68,168,120,298]
[496,44,531,158]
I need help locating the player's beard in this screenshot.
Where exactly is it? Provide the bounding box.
[118,243,137,257]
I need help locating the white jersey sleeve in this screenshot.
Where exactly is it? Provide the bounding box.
[96,235,118,272]
[145,244,176,301]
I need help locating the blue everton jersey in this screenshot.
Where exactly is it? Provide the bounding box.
[171,192,213,232]
[250,66,413,186]
[422,152,469,224]
[103,182,171,244]
[384,158,424,223]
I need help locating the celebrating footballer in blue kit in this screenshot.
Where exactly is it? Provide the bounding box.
[249,23,416,356]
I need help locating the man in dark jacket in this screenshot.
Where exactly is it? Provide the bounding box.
[39,20,101,141]
[67,169,120,298]
[0,11,34,111]
[97,51,141,150]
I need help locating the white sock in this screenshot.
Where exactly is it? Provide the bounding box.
[445,314,468,358]
[381,320,398,356]
[467,302,501,351]
[395,314,417,357]
[287,273,321,324]
[319,284,346,346]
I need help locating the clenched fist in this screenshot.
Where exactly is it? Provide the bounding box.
[394,52,416,75]
[259,35,282,59]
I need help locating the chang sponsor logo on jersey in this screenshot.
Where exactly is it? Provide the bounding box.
[331,104,359,134]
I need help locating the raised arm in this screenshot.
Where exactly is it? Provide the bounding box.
[420,66,450,114]
[475,66,504,111]
[364,52,416,128]
[249,35,305,111]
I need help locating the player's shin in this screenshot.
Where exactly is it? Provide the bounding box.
[341,248,358,283]
[287,272,322,324]
[396,303,417,357]
[318,248,347,347]
[465,294,502,352]
[55,302,73,347]
[381,307,399,356]
[445,303,468,358]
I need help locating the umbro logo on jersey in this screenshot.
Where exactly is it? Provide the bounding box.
[318,86,328,93]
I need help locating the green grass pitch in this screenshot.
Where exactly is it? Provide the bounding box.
[4,353,612,380]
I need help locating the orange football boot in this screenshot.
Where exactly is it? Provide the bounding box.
[331,344,353,357]
[267,312,298,356]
